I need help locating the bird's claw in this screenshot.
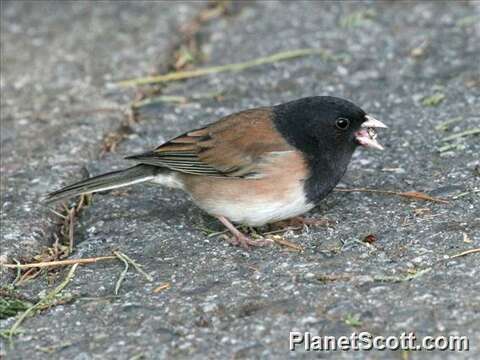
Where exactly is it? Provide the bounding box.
[227,234,273,249]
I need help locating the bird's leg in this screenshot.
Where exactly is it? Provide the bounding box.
[216,216,272,249]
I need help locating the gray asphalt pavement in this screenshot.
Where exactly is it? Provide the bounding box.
[1,1,479,359]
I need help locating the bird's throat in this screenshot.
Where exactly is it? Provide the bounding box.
[303,152,353,205]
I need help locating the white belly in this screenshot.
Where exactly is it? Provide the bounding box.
[192,185,315,226]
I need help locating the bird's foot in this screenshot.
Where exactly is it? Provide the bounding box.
[216,216,273,249]
[226,233,273,249]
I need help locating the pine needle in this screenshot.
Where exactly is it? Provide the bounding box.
[118,48,333,86]
[114,253,129,295]
[112,252,153,295]
[441,128,480,142]
[113,251,153,282]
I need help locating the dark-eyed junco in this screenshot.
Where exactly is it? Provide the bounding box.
[45,96,387,248]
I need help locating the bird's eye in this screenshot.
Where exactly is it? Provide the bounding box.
[335,118,350,130]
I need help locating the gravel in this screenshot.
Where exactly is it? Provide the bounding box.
[1,1,479,359]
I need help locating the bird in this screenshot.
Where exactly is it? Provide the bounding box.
[45,96,387,248]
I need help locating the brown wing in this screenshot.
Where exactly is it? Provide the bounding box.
[126,107,294,178]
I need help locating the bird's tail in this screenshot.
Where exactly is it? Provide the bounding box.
[44,164,160,203]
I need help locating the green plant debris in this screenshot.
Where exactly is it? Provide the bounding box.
[340,9,376,28]
[0,297,32,320]
[434,116,463,131]
[174,45,197,69]
[373,268,431,283]
[441,128,480,142]
[344,313,362,327]
[113,252,153,282]
[9,194,93,286]
[0,264,78,342]
[112,251,153,295]
[456,15,479,28]
[114,252,129,295]
[135,95,187,106]
[422,93,445,107]
[437,142,466,154]
[196,224,224,236]
[10,259,22,287]
[130,353,146,360]
[118,48,335,86]
[207,229,229,238]
[451,189,480,200]
[437,127,480,154]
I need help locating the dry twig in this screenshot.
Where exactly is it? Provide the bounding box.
[1,256,117,269]
[271,236,304,252]
[448,248,480,260]
[334,188,449,204]
[153,283,171,293]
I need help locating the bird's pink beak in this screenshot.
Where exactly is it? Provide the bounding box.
[355,115,387,150]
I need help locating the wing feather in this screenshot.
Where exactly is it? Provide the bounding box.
[125,108,294,177]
